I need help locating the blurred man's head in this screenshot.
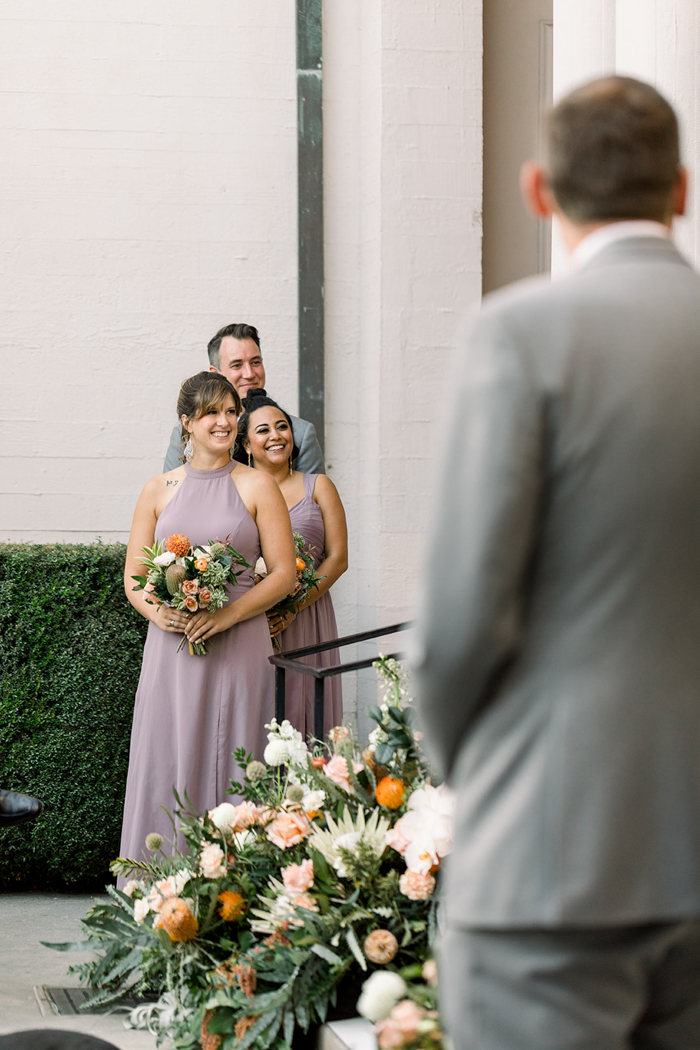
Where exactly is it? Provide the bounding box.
[207,323,266,398]
[522,76,686,241]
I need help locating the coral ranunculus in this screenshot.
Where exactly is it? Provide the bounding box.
[218,890,246,921]
[266,810,312,849]
[160,898,198,942]
[375,776,405,809]
[166,533,191,556]
[399,869,436,900]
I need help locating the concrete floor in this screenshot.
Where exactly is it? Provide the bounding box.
[0,894,158,1049]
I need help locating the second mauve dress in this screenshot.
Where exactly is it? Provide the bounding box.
[281,472,343,737]
[118,460,273,870]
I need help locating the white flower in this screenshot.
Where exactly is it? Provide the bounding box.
[133,897,151,925]
[123,879,142,898]
[209,803,238,835]
[357,971,407,1023]
[396,783,455,874]
[153,551,177,567]
[264,739,290,766]
[199,842,227,879]
[302,789,325,813]
[332,831,362,877]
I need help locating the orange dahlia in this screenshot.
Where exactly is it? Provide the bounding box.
[166,533,191,556]
[375,776,405,809]
[218,890,246,921]
[160,897,198,942]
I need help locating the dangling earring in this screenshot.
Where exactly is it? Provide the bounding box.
[183,437,194,462]
[248,451,253,468]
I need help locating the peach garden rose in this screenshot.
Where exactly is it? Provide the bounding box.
[266,810,311,849]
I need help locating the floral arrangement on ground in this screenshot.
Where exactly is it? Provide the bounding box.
[48,658,453,1050]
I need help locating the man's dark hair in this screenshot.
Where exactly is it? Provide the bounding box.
[547,76,680,223]
[207,323,261,369]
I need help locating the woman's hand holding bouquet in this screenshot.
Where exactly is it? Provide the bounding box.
[132,533,250,655]
[255,531,324,646]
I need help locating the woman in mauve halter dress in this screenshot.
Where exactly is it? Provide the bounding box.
[118,372,296,873]
[235,389,347,737]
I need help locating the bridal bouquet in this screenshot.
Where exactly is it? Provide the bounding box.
[50,658,454,1050]
[132,533,250,655]
[255,531,324,646]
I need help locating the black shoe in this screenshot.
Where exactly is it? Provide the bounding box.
[0,789,43,827]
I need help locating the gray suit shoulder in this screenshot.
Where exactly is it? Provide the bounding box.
[291,414,325,474]
[163,422,183,472]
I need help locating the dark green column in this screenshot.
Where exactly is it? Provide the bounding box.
[297,0,324,449]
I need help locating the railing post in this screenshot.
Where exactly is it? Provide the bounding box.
[275,666,286,724]
[313,677,325,742]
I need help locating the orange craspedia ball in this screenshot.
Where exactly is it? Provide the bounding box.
[295,557,306,571]
[218,890,246,921]
[375,776,405,809]
[166,533,191,557]
[160,897,198,942]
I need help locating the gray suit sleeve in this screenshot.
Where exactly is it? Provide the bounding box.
[414,309,544,780]
[294,421,326,475]
[163,423,183,472]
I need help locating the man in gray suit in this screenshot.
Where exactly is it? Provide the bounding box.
[415,77,700,1048]
[163,322,325,473]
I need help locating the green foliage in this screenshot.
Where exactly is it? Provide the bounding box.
[0,543,147,890]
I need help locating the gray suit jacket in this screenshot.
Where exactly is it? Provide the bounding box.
[163,413,325,474]
[415,238,700,927]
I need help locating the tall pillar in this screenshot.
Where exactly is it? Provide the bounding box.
[324,0,483,731]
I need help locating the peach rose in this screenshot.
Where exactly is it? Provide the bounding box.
[232,800,262,831]
[282,859,314,896]
[376,1001,425,1047]
[292,892,318,912]
[198,587,212,605]
[266,810,311,849]
[184,595,198,612]
[323,754,363,794]
[194,557,209,571]
[399,869,436,901]
[182,579,199,595]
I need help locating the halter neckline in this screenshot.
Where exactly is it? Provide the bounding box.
[183,460,237,480]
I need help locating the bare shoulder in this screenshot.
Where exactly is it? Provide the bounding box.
[312,473,340,502]
[232,464,279,499]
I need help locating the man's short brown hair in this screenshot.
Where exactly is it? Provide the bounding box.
[547,76,680,223]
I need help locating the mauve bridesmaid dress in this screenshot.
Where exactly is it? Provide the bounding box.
[280,472,343,737]
[118,460,273,871]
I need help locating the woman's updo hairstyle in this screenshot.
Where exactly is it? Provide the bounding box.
[233,387,299,465]
[177,371,242,460]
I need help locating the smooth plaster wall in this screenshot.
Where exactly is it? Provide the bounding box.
[323,0,483,727]
[0,2,298,542]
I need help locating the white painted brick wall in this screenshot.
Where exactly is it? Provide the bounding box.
[0,1,298,542]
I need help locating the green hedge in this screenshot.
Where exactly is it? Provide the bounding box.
[0,544,147,891]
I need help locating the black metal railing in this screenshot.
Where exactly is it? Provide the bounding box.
[269,621,414,741]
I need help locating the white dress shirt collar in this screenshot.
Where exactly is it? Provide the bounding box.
[570,220,671,272]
